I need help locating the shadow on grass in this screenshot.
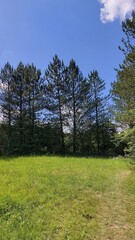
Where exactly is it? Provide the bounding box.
[0,154,123,162]
[0,156,18,161]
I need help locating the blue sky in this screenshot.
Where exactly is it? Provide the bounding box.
[0,0,135,92]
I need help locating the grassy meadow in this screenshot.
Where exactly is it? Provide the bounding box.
[0,156,135,240]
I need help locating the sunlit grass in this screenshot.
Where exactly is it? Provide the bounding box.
[0,156,135,239]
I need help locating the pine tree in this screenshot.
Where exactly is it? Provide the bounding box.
[9,62,42,154]
[44,55,66,153]
[23,64,41,153]
[66,59,88,154]
[112,11,135,128]
[111,12,135,157]
[87,70,107,155]
[0,63,15,154]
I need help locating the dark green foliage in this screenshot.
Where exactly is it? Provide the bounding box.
[0,124,8,155]
[66,59,88,154]
[83,70,114,156]
[0,63,15,154]
[43,55,66,153]
[112,12,135,127]
[12,63,42,154]
[0,62,43,155]
[111,11,135,157]
[0,57,115,156]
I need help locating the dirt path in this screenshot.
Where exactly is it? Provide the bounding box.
[98,170,135,240]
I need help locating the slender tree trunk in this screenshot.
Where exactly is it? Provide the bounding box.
[95,102,100,155]
[8,83,11,154]
[32,82,35,152]
[58,89,65,153]
[19,80,23,153]
[73,80,76,155]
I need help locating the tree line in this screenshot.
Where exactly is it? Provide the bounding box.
[0,58,116,156]
[112,11,135,158]
[0,12,134,157]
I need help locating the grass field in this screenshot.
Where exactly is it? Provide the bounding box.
[0,156,135,240]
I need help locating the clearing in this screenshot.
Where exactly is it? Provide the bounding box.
[0,156,135,239]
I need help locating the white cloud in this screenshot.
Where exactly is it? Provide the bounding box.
[99,0,135,23]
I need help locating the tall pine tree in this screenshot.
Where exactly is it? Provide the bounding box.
[66,59,88,154]
[0,63,15,154]
[44,55,66,153]
[87,70,107,155]
[111,11,135,157]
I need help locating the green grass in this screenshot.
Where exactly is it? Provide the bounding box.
[0,156,135,240]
